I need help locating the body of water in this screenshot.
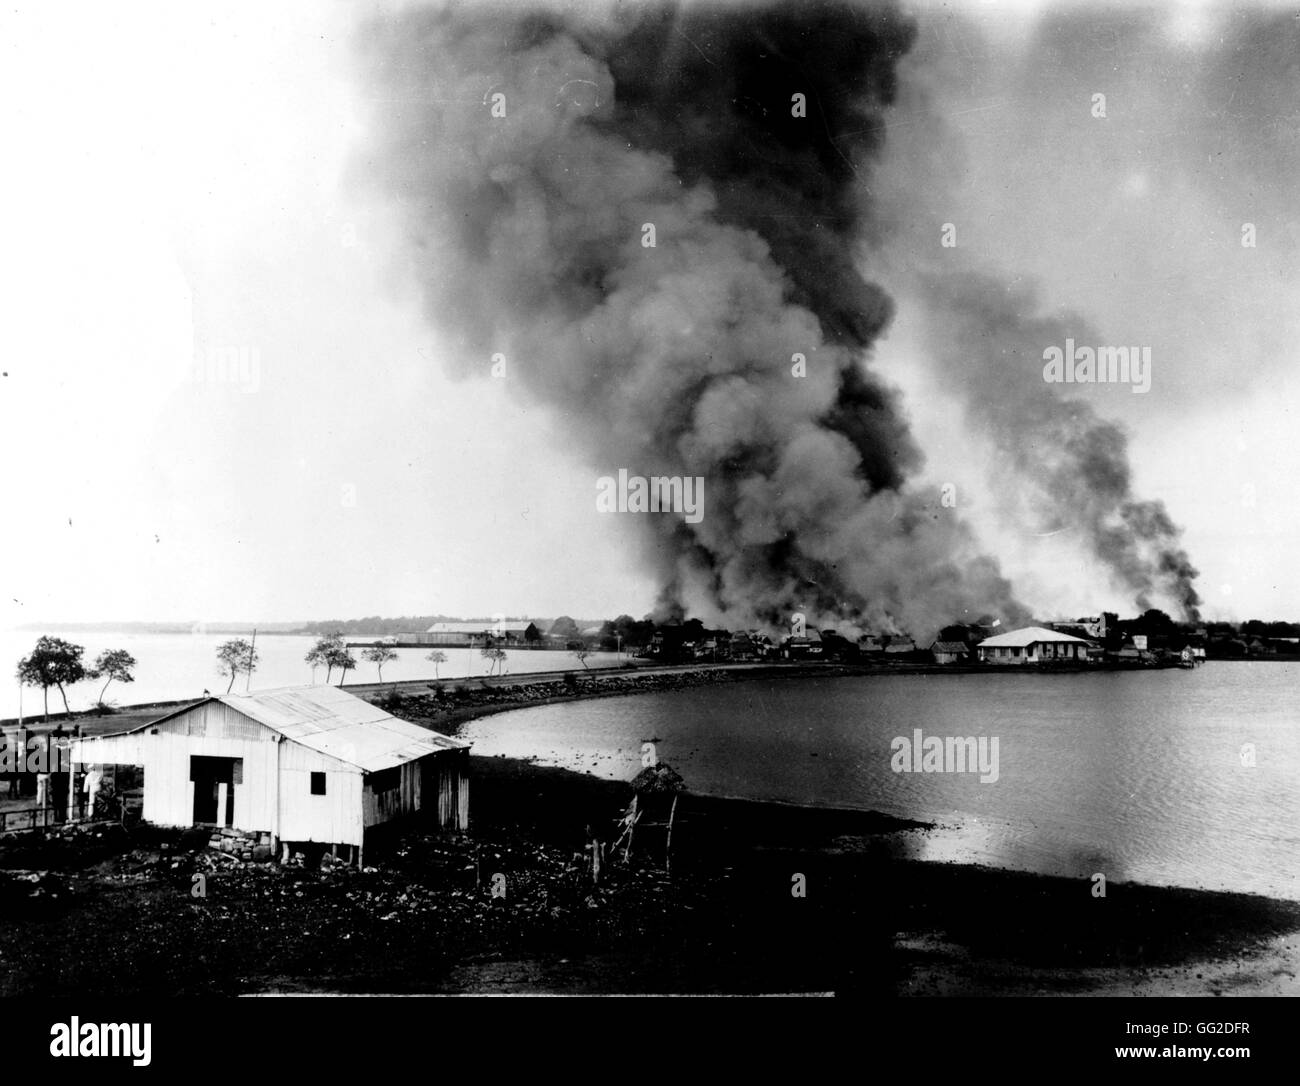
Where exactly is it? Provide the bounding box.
[1,628,621,720]
[463,665,1300,901]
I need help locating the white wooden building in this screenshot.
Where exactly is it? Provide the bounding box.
[68,686,469,858]
[976,626,1092,665]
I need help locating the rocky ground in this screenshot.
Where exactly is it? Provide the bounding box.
[2,755,1297,996]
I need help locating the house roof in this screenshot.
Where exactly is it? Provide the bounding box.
[153,685,468,772]
[931,641,970,653]
[977,626,1090,648]
[426,621,531,634]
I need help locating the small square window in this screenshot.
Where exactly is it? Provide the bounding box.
[310,772,326,795]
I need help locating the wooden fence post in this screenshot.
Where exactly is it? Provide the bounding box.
[665,794,679,875]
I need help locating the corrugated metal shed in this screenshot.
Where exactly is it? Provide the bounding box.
[70,686,470,847]
[117,685,468,773]
[202,686,467,772]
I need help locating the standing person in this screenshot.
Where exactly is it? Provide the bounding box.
[83,765,103,820]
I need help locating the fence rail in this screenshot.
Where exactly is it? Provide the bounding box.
[0,806,133,835]
[0,806,59,833]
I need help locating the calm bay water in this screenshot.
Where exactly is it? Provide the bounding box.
[463,665,1300,901]
[0,628,619,720]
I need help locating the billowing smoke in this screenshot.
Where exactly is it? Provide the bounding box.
[866,13,1203,622]
[355,0,1200,637]
[909,272,1202,620]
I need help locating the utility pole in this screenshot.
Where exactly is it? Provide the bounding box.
[246,628,257,693]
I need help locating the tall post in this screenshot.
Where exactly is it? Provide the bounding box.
[666,793,679,876]
[624,795,638,862]
[66,743,77,824]
[245,628,257,693]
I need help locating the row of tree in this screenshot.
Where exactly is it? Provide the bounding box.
[10,633,519,724]
[15,636,136,720]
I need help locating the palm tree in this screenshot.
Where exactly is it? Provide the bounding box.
[426,649,448,679]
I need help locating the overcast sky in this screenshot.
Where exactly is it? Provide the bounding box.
[1,0,1296,627]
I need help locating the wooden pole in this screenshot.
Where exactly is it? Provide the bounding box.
[624,795,638,862]
[665,793,679,875]
[245,629,257,693]
[66,741,77,824]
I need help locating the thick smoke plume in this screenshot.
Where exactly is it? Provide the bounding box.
[909,273,1202,620]
[867,17,1203,622]
[357,0,1200,636]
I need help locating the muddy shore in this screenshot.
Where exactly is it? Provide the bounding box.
[2,751,1297,996]
[1,666,1296,995]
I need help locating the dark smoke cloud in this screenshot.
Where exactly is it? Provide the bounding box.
[356,0,1029,638]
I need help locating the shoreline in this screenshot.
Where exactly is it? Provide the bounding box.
[2,753,1296,995]
[1,651,1239,735]
[0,661,866,735]
[3,664,1296,995]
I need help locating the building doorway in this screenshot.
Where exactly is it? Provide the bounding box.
[190,755,241,826]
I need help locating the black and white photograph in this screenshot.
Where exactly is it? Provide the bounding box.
[1,0,1296,1066]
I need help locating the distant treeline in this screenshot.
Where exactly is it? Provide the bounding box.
[19,621,305,635]
[291,616,572,637]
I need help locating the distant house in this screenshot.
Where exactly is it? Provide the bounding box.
[729,632,757,660]
[858,634,885,654]
[729,632,773,661]
[930,640,971,664]
[418,621,539,647]
[884,635,916,655]
[782,630,824,660]
[69,686,470,863]
[976,626,1092,665]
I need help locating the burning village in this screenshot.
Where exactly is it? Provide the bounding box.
[1,0,1298,1068]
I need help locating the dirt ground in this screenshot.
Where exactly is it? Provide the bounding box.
[1,755,1297,996]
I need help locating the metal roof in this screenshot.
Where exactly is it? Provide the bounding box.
[977,626,1091,648]
[426,621,531,634]
[204,686,467,773]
